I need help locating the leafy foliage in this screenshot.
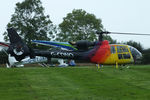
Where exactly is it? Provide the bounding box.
[0,51,8,64]
[142,49,150,64]
[57,9,103,42]
[3,0,56,47]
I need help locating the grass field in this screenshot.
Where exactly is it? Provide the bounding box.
[0,65,150,100]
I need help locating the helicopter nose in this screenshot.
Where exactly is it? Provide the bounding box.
[134,52,142,63]
[129,46,142,63]
[136,53,142,60]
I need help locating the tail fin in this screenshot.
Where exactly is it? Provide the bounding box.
[7,28,23,44]
[7,28,31,61]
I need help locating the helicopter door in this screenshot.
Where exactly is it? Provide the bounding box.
[117,46,131,63]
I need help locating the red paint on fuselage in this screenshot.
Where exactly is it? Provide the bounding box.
[91,40,111,64]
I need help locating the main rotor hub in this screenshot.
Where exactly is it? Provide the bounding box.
[96,31,110,42]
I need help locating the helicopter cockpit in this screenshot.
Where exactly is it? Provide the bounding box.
[110,44,142,63]
[129,46,142,62]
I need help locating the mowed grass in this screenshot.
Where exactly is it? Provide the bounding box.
[0,65,150,100]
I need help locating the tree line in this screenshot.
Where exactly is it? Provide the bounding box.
[1,0,150,64]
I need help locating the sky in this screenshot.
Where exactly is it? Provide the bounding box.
[0,0,150,49]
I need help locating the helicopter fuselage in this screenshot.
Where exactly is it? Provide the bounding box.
[33,40,141,65]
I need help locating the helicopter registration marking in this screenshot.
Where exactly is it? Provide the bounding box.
[51,52,74,58]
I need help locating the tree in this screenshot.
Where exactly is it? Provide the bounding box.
[3,0,56,48]
[0,51,8,64]
[57,9,103,42]
[141,48,150,64]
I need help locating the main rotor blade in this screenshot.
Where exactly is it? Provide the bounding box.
[109,32,150,36]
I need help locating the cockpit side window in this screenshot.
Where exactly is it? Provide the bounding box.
[117,46,131,59]
[118,53,131,59]
[111,46,116,54]
[117,46,129,53]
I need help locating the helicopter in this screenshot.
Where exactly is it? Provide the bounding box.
[6,28,148,68]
